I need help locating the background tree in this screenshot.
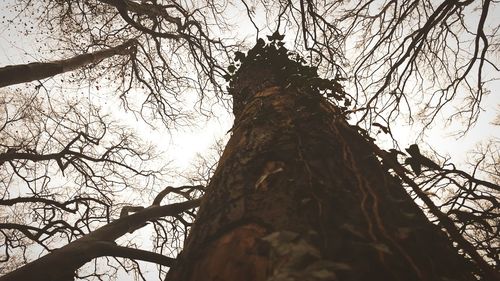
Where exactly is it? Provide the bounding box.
[0,86,174,278]
[0,0,498,280]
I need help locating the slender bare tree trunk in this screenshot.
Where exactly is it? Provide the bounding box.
[0,39,136,88]
[165,49,476,281]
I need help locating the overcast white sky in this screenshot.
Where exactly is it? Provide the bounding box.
[1,1,497,170]
[0,8,233,178]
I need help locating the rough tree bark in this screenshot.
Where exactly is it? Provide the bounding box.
[165,44,478,281]
[0,39,137,88]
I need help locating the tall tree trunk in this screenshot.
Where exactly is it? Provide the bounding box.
[166,44,477,281]
[0,39,137,88]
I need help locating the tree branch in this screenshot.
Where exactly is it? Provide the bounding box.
[0,39,137,88]
[93,242,176,267]
[0,198,201,281]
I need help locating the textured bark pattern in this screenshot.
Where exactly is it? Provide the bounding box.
[166,65,474,281]
[187,224,269,281]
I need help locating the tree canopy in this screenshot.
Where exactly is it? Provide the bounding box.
[0,0,498,280]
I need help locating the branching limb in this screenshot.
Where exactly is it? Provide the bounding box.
[373,145,499,280]
[0,198,201,281]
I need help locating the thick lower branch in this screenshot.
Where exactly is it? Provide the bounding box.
[0,39,137,88]
[0,198,200,281]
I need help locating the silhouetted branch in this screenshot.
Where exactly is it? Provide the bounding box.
[0,198,201,281]
[0,39,137,88]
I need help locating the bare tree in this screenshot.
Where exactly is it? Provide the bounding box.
[0,0,498,280]
[0,87,169,277]
[414,141,500,269]
[237,0,498,134]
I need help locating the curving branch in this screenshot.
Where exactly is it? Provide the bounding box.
[0,198,201,281]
